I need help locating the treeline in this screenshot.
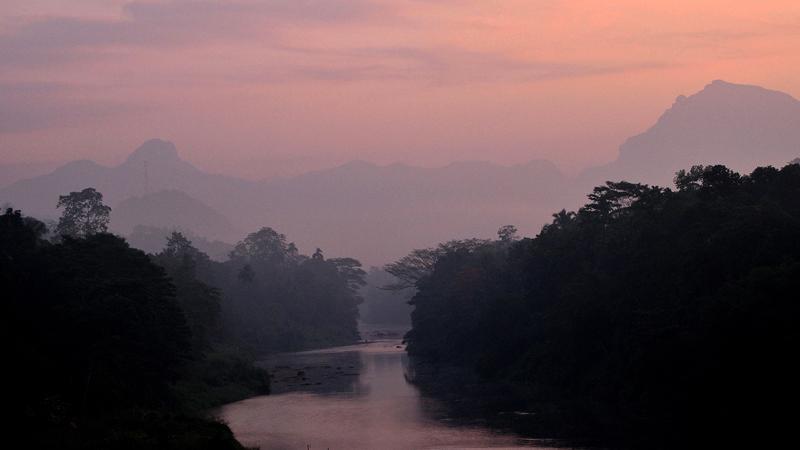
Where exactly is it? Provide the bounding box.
[3,188,365,448]
[390,163,800,447]
[214,230,365,352]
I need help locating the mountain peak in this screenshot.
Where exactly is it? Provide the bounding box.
[691,79,797,103]
[597,80,800,186]
[125,139,181,165]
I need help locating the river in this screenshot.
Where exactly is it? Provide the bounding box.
[216,331,566,450]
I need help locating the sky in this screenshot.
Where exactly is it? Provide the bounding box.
[2,0,800,179]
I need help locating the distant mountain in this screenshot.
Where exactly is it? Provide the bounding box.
[0,161,60,190]
[0,139,254,221]
[110,189,240,242]
[791,158,800,165]
[0,140,568,265]
[126,225,234,261]
[255,158,569,265]
[5,80,800,264]
[583,80,800,187]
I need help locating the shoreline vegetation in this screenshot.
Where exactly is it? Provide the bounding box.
[4,189,366,449]
[5,161,799,448]
[393,162,800,448]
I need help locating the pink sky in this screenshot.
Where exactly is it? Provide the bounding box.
[2,0,800,179]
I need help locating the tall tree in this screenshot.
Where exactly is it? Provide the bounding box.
[229,227,299,265]
[153,232,221,350]
[497,224,519,243]
[55,187,111,237]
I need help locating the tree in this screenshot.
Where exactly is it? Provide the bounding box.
[384,239,490,290]
[230,227,299,265]
[497,225,519,243]
[674,164,741,192]
[153,232,221,349]
[55,187,111,237]
[329,257,367,292]
[216,226,366,352]
[1,208,47,259]
[158,231,210,274]
[399,163,800,447]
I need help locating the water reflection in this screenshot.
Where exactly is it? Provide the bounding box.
[217,340,560,449]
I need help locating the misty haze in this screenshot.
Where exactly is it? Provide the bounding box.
[3,2,800,449]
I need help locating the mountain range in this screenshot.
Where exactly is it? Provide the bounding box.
[2,80,799,265]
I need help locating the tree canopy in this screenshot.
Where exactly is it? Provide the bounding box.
[396,162,800,447]
[55,187,112,237]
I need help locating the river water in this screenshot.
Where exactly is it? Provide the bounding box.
[217,334,564,450]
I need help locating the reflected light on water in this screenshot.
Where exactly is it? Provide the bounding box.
[217,340,560,449]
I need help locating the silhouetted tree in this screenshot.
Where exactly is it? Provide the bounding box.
[230,227,299,265]
[55,187,111,237]
[399,162,800,447]
[329,257,367,292]
[216,226,365,352]
[153,232,221,350]
[497,224,519,243]
[384,239,490,290]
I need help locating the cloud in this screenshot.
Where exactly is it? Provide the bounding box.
[0,0,387,68]
[124,0,383,24]
[232,45,672,85]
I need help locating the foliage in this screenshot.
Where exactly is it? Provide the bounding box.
[218,229,365,352]
[384,238,490,290]
[396,163,800,446]
[229,227,299,265]
[2,203,256,449]
[127,224,233,261]
[55,187,111,237]
[3,212,194,442]
[4,185,367,447]
[151,232,221,351]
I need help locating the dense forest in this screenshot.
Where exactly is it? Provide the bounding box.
[4,187,365,448]
[390,163,800,447]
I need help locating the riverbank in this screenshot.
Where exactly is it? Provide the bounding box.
[406,358,603,447]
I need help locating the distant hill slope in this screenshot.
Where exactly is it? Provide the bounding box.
[4,80,800,264]
[0,139,254,222]
[0,141,568,265]
[126,225,234,261]
[254,159,568,264]
[0,162,60,190]
[110,189,240,242]
[582,80,800,188]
